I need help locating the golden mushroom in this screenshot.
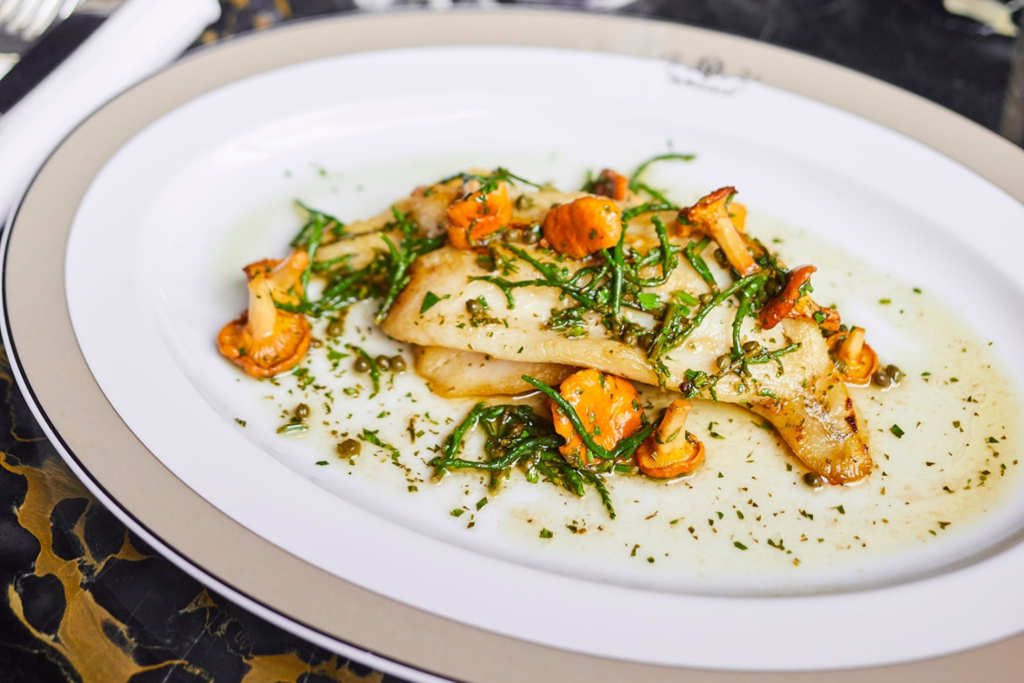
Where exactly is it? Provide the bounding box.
[242,249,310,306]
[635,399,706,479]
[590,168,630,201]
[759,265,841,332]
[217,273,311,378]
[550,369,644,467]
[680,187,759,276]
[827,327,878,385]
[445,181,513,249]
[542,196,623,259]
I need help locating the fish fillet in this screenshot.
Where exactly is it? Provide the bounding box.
[382,238,872,484]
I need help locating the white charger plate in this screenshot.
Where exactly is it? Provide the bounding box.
[5,10,1024,683]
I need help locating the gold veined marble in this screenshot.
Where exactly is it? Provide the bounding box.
[0,360,382,681]
[240,654,384,683]
[2,434,196,682]
[274,0,293,19]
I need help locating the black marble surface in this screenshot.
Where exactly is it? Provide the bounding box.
[1,1,1021,682]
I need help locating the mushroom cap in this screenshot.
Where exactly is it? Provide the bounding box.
[680,187,759,276]
[243,251,309,306]
[680,186,736,228]
[635,398,705,478]
[792,297,842,332]
[217,309,311,378]
[760,265,817,330]
[636,432,705,479]
[551,368,644,466]
[541,196,623,259]
[445,182,513,249]
[826,330,878,385]
[760,265,842,332]
[243,258,281,280]
[591,169,630,201]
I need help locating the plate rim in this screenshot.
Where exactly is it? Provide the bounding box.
[5,8,1024,683]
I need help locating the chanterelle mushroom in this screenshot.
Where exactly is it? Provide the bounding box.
[542,196,623,259]
[217,273,311,378]
[589,168,630,201]
[680,187,759,276]
[759,265,841,332]
[827,327,878,385]
[445,180,513,249]
[635,399,705,479]
[242,250,310,307]
[551,369,644,468]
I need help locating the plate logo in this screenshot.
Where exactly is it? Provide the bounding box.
[666,53,753,95]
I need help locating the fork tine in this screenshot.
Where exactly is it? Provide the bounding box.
[0,0,27,24]
[6,0,45,35]
[21,0,63,40]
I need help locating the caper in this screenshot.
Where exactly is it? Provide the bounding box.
[294,403,310,419]
[765,280,782,297]
[742,341,761,354]
[838,324,849,333]
[327,320,344,337]
[477,253,497,273]
[391,355,407,373]
[713,248,728,268]
[803,472,823,489]
[678,380,694,396]
[637,333,654,351]
[375,355,391,371]
[353,357,370,373]
[522,230,541,245]
[716,354,731,370]
[887,364,903,384]
[466,299,483,315]
[504,228,523,243]
[310,338,323,349]
[699,293,714,305]
[872,368,892,389]
[337,439,361,457]
[621,330,638,346]
[515,195,533,211]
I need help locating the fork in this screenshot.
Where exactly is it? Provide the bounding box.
[0,0,82,43]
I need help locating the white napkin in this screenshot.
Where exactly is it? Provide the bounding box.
[0,0,222,216]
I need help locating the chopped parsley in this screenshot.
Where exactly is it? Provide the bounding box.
[420,291,448,314]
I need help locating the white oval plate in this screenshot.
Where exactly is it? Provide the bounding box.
[6,11,1024,682]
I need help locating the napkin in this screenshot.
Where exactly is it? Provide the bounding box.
[0,0,222,218]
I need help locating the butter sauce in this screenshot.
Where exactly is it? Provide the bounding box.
[240,205,1023,597]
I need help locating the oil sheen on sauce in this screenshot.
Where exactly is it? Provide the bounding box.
[243,209,1023,597]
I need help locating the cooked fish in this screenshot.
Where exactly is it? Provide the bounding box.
[414,346,576,398]
[382,237,872,485]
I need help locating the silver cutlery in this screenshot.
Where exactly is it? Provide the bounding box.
[1,0,83,43]
[0,0,123,113]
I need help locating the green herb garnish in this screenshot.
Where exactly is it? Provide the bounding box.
[347,345,380,397]
[420,291,444,314]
